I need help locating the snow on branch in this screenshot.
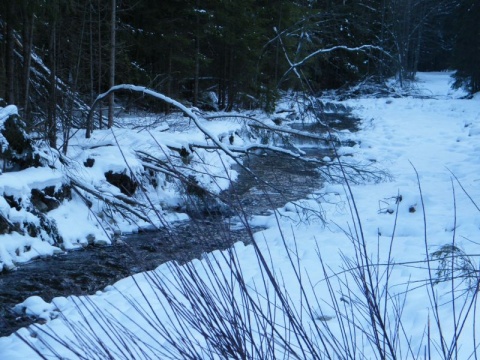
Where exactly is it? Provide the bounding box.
[284,44,385,78]
[248,122,335,143]
[205,113,334,143]
[68,176,152,223]
[84,85,385,194]
[85,84,238,162]
[0,105,19,123]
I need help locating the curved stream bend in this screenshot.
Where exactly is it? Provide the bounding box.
[0,113,359,337]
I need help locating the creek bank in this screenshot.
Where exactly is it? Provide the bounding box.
[0,111,361,337]
[0,142,328,337]
[0,220,253,337]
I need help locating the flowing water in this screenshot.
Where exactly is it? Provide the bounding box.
[0,112,359,336]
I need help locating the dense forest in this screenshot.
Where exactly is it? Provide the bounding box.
[0,0,479,150]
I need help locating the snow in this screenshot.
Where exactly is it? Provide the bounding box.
[414,71,468,98]
[0,167,66,269]
[1,72,480,358]
[0,109,246,267]
[13,296,58,321]
[0,167,64,198]
[0,105,19,122]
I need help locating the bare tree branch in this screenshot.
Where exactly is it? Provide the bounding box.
[86,85,237,161]
[68,176,152,223]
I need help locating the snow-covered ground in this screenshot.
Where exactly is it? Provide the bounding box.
[1,72,479,359]
[0,107,246,270]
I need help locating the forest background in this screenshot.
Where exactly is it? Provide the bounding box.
[0,0,478,153]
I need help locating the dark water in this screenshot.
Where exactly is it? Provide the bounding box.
[0,114,359,337]
[0,220,252,336]
[223,148,327,216]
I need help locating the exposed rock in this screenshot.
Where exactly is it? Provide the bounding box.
[272,117,283,126]
[0,114,41,172]
[25,222,39,237]
[94,239,109,246]
[3,194,21,211]
[29,210,62,244]
[104,170,138,196]
[30,185,72,213]
[47,184,72,203]
[1,192,63,244]
[30,191,52,213]
[84,158,95,167]
[0,214,14,235]
[86,234,96,244]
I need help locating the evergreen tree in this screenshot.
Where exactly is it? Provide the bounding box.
[4,0,477,125]
[451,0,480,93]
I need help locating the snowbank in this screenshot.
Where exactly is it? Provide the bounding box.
[0,106,247,270]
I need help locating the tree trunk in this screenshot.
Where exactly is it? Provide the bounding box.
[219,45,227,109]
[193,0,200,107]
[98,0,103,130]
[63,3,88,155]
[165,46,172,114]
[379,0,387,82]
[412,2,426,78]
[47,24,57,149]
[226,47,235,112]
[21,11,34,122]
[89,1,95,104]
[5,3,15,104]
[108,0,116,129]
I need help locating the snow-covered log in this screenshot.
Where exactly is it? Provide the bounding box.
[86,85,238,160]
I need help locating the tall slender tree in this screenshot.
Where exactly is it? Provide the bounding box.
[20,4,34,122]
[107,0,116,128]
[4,1,16,105]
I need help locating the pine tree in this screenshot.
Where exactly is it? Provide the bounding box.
[451,0,480,93]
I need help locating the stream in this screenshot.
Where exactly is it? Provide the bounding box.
[0,112,359,337]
